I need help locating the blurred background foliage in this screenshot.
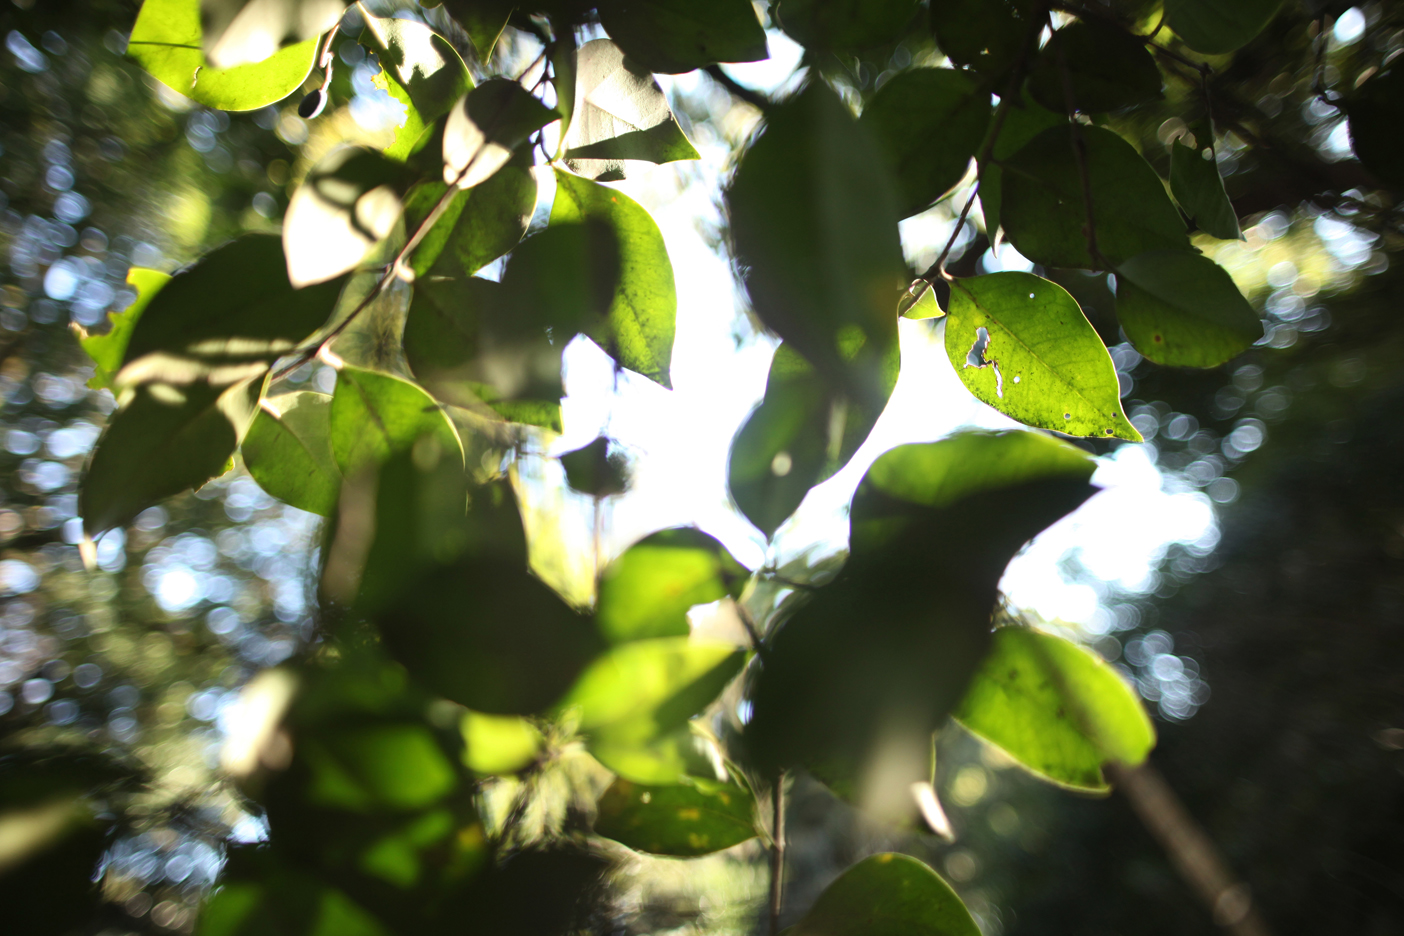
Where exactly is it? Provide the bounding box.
[1,0,1403,934]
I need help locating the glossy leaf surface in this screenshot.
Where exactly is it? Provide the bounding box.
[598,0,768,73]
[944,272,1139,440]
[594,775,757,856]
[242,391,341,517]
[792,853,979,936]
[1169,140,1242,240]
[1115,249,1261,368]
[596,527,746,642]
[956,626,1156,791]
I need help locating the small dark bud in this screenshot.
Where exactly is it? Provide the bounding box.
[298,88,326,120]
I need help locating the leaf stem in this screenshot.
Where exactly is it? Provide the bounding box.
[705,64,771,111]
[768,769,786,936]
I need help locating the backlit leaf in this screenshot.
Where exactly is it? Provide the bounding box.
[944,272,1139,440]
[242,390,341,516]
[302,723,458,812]
[551,170,676,387]
[361,12,473,161]
[460,710,543,775]
[283,146,407,288]
[79,268,169,392]
[1114,249,1261,368]
[596,527,747,643]
[402,156,535,277]
[792,853,979,936]
[1164,0,1283,55]
[956,626,1156,791]
[598,0,768,73]
[595,775,757,856]
[328,365,463,474]
[1169,140,1242,240]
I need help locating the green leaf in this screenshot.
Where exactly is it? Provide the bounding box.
[1170,140,1241,240]
[328,365,463,474]
[460,710,543,775]
[727,81,906,404]
[81,376,262,536]
[403,156,536,278]
[728,342,896,538]
[80,268,169,392]
[978,95,1064,237]
[774,0,921,53]
[113,235,345,387]
[126,0,320,111]
[560,436,630,497]
[596,527,747,643]
[901,286,943,320]
[791,853,979,936]
[858,68,991,218]
[1027,19,1162,114]
[1000,124,1188,269]
[562,40,700,180]
[561,637,745,775]
[443,79,557,189]
[944,272,1139,440]
[930,0,1032,83]
[1114,249,1261,368]
[404,276,564,428]
[551,170,677,387]
[1346,65,1404,189]
[362,12,473,161]
[198,864,392,936]
[1164,0,1283,55]
[284,146,407,288]
[436,0,515,61]
[594,775,757,856]
[598,0,768,73]
[242,391,342,517]
[956,626,1156,791]
[303,724,459,812]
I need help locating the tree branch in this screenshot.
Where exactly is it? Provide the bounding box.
[705,64,771,111]
[768,770,787,936]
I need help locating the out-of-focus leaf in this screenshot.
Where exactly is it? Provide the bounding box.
[562,39,700,180]
[791,853,979,936]
[303,723,458,812]
[1001,125,1188,269]
[113,235,345,388]
[242,390,341,516]
[1170,139,1242,240]
[198,849,393,936]
[595,775,757,856]
[561,637,745,777]
[127,0,321,111]
[1028,19,1162,114]
[596,527,747,643]
[727,81,905,404]
[1345,65,1404,189]
[728,342,896,538]
[551,170,676,387]
[79,268,169,391]
[81,377,262,535]
[774,0,921,53]
[944,272,1139,440]
[460,711,543,775]
[956,626,1156,791]
[1164,0,1283,55]
[402,156,535,277]
[1114,249,1261,368]
[598,0,768,73]
[930,0,1032,82]
[328,365,463,474]
[859,68,991,218]
[435,0,515,61]
[362,11,473,161]
[283,146,407,288]
[560,436,629,497]
[443,79,557,189]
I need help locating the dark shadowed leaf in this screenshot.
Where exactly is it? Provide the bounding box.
[79,267,168,392]
[859,68,991,218]
[944,272,1139,440]
[792,853,979,936]
[957,626,1155,791]
[283,146,408,288]
[443,80,557,189]
[1001,125,1188,269]
[1170,140,1242,240]
[726,81,905,403]
[1114,249,1261,368]
[774,0,921,53]
[242,391,342,516]
[1163,0,1283,55]
[551,170,676,386]
[1345,64,1404,189]
[435,0,515,61]
[328,365,463,474]
[1028,19,1162,114]
[127,0,320,111]
[361,11,473,161]
[978,94,1063,238]
[81,376,262,536]
[595,775,757,856]
[562,40,700,179]
[197,853,392,936]
[597,527,747,643]
[930,0,1032,82]
[561,436,630,497]
[599,0,768,73]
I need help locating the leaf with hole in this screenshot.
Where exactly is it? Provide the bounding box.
[1028,19,1162,114]
[956,626,1155,791]
[1114,249,1261,368]
[1000,124,1188,269]
[126,0,322,111]
[599,0,767,73]
[597,527,747,643]
[1163,0,1283,55]
[792,853,979,936]
[595,775,757,856]
[242,391,341,517]
[283,146,408,288]
[1170,140,1241,240]
[361,11,474,161]
[328,365,463,475]
[859,68,991,218]
[80,268,168,392]
[443,80,557,189]
[562,39,700,180]
[550,170,676,387]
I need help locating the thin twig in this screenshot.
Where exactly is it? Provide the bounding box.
[768,770,787,936]
[705,64,771,111]
[929,184,980,284]
[1049,11,1105,270]
[736,601,767,657]
[269,48,550,384]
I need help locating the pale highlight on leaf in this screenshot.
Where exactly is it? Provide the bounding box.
[284,146,405,288]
